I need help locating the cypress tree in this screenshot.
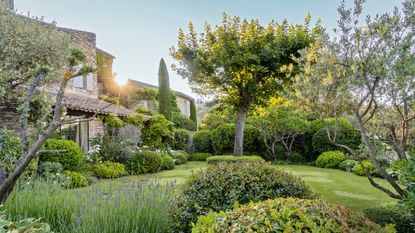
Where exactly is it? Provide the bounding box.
[190,99,197,125]
[158,58,172,120]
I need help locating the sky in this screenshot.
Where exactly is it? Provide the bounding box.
[14,0,403,98]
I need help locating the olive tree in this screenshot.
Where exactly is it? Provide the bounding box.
[0,8,92,203]
[171,13,318,155]
[295,0,415,199]
[253,102,309,160]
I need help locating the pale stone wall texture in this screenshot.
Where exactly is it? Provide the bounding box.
[0,0,14,10]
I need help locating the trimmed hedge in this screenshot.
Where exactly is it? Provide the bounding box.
[193,198,394,233]
[161,154,175,170]
[206,155,264,164]
[315,151,346,168]
[40,139,84,171]
[291,152,306,163]
[188,153,212,161]
[364,205,414,233]
[353,160,380,176]
[127,151,163,174]
[170,162,315,233]
[192,130,213,153]
[94,161,126,178]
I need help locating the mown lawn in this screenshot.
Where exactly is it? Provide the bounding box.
[99,161,395,211]
[277,165,396,211]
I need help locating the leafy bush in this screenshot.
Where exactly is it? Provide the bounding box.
[141,114,174,149]
[172,128,190,151]
[291,152,305,163]
[339,159,358,172]
[262,144,285,161]
[127,151,162,174]
[364,204,414,233]
[0,211,52,232]
[160,154,175,170]
[353,160,379,176]
[37,161,63,176]
[40,139,84,171]
[206,155,264,164]
[188,153,212,161]
[170,162,315,233]
[315,151,346,168]
[94,161,126,178]
[90,134,136,164]
[211,124,262,154]
[5,179,173,233]
[192,130,213,153]
[63,171,88,188]
[172,150,188,165]
[172,112,196,131]
[0,129,22,173]
[312,126,361,155]
[193,198,394,233]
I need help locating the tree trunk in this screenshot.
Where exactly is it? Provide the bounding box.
[233,107,247,156]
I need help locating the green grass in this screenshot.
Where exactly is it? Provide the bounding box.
[276,165,396,211]
[98,162,395,211]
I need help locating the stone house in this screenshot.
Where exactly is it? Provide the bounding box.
[0,1,133,152]
[122,79,195,118]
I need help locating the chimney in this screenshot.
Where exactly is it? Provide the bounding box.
[0,0,14,10]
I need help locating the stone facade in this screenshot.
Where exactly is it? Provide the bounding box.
[0,0,14,10]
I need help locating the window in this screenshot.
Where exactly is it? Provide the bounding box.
[73,76,83,88]
[72,73,94,91]
[86,73,94,91]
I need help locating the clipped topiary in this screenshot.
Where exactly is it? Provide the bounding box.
[127,151,163,174]
[161,154,175,170]
[94,161,126,178]
[40,139,84,171]
[169,162,315,233]
[192,130,213,153]
[211,124,262,155]
[353,160,379,176]
[206,155,264,164]
[172,150,188,165]
[188,153,212,161]
[315,151,346,168]
[192,198,394,233]
[291,152,306,163]
[63,171,88,188]
[312,125,361,155]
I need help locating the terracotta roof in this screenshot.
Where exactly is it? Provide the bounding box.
[63,93,133,117]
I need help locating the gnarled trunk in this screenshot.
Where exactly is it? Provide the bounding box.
[233,107,247,156]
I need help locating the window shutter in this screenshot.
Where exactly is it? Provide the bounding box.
[86,73,94,91]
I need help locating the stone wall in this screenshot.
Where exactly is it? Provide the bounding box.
[0,0,14,10]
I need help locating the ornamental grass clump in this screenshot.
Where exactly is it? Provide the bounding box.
[5,179,174,233]
[169,162,315,233]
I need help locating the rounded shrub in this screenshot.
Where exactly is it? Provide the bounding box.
[172,151,188,165]
[160,154,175,170]
[127,151,162,174]
[170,162,315,233]
[353,160,379,176]
[63,171,88,188]
[37,161,63,176]
[192,198,394,233]
[206,155,264,164]
[315,151,346,168]
[339,159,358,172]
[290,152,306,163]
[94,161,126,178]
[192,130,213,153]
[172,129,190,151]
[364,204,414,233]
[188,153,212,161]
[40,139,84,171]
